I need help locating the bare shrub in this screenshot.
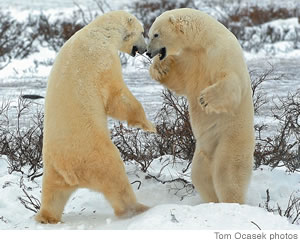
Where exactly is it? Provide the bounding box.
[111,89,195,174]
[0,97,44,180]
[34,0,115,52]
[0,10,37,69]
[218,4,300,52]
[18,176,41,213]
[154,90,195,163]
[146,172,194,200]
[251,65,300,172]
[0,0,113,61]
[110,90,195,197]
[260,189,300,225]
[227,5,297,27]
[0,73,298,189]
[33,12,84,52]
[111,123,157,172]
[250,65,284,114]
[18,188,41,213]
[218,3,298,29]
[73,0,111,25]
[250,70,268,115]
[112,67,299,179]
[127,0,195,34]
[254,89,300,172]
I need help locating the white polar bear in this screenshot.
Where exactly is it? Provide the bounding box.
[35,10,156,224]
[147,8,255,204]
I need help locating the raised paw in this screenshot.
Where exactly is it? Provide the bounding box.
[149,56,171,82]
[128,119,156,133]
[142,120,157,133]
[199,84,228,114]
[199,95,208,109]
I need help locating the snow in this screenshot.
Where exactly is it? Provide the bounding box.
[0,0,300,232]
[0,47,55,81]
[127,204,297,230]
[0,156,299,230]
[240,17,300,59]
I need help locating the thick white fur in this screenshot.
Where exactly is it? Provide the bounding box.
[148,8,255,204]
[35,11,155,224]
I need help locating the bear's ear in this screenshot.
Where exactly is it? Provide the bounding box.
[128,17,134,25]
[169,15,176,25]
[169,15,185,34]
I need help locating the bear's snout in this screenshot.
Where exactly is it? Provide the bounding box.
[131,46,147,57]
[138,47,147,54]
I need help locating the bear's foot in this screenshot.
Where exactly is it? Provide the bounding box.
[115,203,149,218]
[35,210,61,224]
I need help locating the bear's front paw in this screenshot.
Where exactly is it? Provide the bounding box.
[149,56,170,82]
[142,120,157,133]
[128,119,156,133]
[199,85,228,114]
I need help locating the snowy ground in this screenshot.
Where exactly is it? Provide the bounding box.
[0,156,299,230]
[0,0,300,232]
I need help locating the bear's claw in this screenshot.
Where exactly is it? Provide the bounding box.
[199,89,228,114]
[199,95,209,109]
[149,56,171,82]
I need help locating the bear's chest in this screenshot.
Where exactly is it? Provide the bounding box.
[188,99,230,142]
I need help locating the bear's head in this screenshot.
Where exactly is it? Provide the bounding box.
[147,9,191,60]
[118,12,147,57]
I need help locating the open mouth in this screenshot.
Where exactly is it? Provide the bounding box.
[146,47,167,60]
[131,46,138,57]
[159,47,166,60]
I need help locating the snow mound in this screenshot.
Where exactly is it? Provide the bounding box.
[127,203,298,230]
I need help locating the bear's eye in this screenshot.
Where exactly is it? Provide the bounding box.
[154,33,159,38]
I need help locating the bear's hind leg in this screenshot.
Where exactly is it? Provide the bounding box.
[85,142,149,217]
[35,166,77,224]
[213,141,253,204]
[91,167,149,217]
[191,150,218,203]
[104,185,149,218]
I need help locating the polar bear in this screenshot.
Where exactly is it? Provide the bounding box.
[35,11,156,224]
[147,8,255,204]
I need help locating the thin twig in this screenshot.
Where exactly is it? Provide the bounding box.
[131,180,142,190]
[251,221,262,230]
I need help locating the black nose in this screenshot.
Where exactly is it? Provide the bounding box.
[138,48,146,54]
[146,52,152,58]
